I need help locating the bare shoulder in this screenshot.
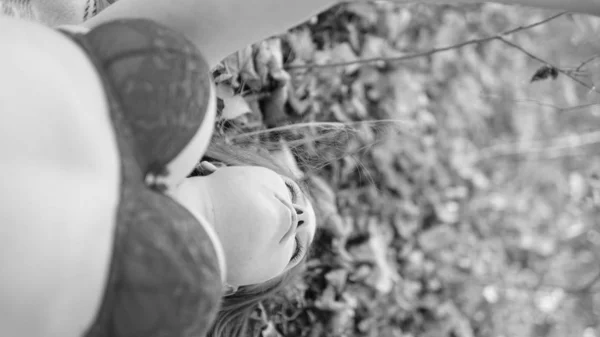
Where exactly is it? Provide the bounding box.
[0,16,120,337]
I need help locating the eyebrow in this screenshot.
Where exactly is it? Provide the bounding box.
[288,241,309,268]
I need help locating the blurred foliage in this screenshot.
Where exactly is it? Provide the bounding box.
[213,2,600,336]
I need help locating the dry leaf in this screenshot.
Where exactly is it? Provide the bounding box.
[218,45,260,88]
[215,83,252,120]
[418,225,458,253]
[286,28,315,62]
[255,38,287,84]
[328,307,355,336]
[260,84,289,126]
[325,268,349,293]
[345,2,379,25]
[330,42,361,74]
[382,8,412,42]
[438,302,475,337]
[365,219,400,294]
[314,284,345,312]
[261,322,283,337]
[360,34,403,65]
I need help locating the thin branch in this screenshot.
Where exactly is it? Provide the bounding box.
[479,94,600,113]
[532,102,600,113]
[575,54,600,72]
[497,37,600,94]
[285,12,567,70]
[476,130,600,162]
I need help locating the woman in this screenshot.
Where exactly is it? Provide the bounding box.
[2,0,599,336]
[0,15,316,337]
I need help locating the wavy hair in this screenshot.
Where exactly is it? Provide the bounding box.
[193,138,312,337]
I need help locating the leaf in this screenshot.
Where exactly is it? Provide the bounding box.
[314,284,345,312]
[218,45,260,88]
[381,7,412,42]
[418,225,458,253]
[261,322,283,337]
[215,83,252,121]
[325,268,349,293]
[438,302,475,337]
[260,85,289,127]
[235,46,262,91]
[285,28,315,63]
[365,221,400,294]
[348,218,400,294]
[360,34,403,64]
[254,38,287,85]
[328,307,355,336]
[345,1,379,25]
[530,65,559,82]
[329,42,361,74]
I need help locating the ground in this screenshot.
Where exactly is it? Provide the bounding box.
[212,2,600,336]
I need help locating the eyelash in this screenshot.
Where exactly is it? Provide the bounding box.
[285,179,304,263]
[284,180,299,203]
[290,236,305,264]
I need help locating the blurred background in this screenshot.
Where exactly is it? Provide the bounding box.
[212,2,600,336]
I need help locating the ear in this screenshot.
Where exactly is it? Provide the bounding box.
[223,283,239,296]
[196,161,219,176]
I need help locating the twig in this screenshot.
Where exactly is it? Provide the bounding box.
[575,54,600,72]
[497,37,600,94]
[479,94,600,113]
[476,130,600,162]
[285,12,567,70]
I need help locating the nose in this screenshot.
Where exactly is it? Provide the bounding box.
[293,204,306,227]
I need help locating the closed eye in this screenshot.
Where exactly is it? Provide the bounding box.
[290,236,305,264]
[284,179,300,203]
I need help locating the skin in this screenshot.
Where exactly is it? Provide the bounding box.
[170,166,317,287]
[1,0,598,335]
[79,0,600,68]
[0,8,318,335]
[0,16,119,337]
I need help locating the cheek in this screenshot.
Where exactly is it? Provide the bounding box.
[223,232,291,285]
[214,189,290,284]
[228,240,291,285]
[219,192,279,241]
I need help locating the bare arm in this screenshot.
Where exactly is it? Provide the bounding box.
[81,0,598,68]
[82,0,338,68]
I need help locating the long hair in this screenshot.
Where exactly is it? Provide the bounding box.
[195,138,312,337]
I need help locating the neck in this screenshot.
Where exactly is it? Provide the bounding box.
[168,177,227,282]
[168,176,217,231]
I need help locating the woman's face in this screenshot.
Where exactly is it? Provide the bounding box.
[173,166,316,287]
